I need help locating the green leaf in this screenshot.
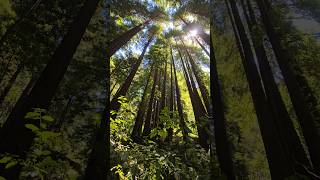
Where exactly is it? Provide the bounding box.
[158,129,168,139]
[0,176,6,180]
[5,160,18,169]
[25,124,39,132]
[25,112,40,120]
[42,115,54,122]
[0,156,12,164]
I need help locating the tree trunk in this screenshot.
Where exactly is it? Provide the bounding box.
[0,65,23,105]
[180,37,210,112]
[242,0,311,170]
[255,0,320,172]
[210,22,236,180]
[194,37,209,56]
[110,35,154,120]
[226,0,293,178]
[84,1,111,179]
[106,20,151,57]
[171,47,188,140]
[153,69,163,129]
[0,0,100,178]
[142,68,159,136]
[166,53,174,142]
[177,45,209,149]
[131,65,153,139]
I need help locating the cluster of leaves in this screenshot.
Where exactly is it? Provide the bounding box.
[110,97,219,179]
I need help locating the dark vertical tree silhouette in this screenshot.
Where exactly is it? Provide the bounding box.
[194,37,209,56]
[85,1,111,179]
[177,45,209,149]
[110,35,154,120]
[131,65,153,139]
[171,47,188,140]
[0,0,100,178]
[107,20,152,57]
[254,0,320,172]
[240,0,311,170]
[143,68,159,136]
[225,0,294,178]
[180,37,210,112]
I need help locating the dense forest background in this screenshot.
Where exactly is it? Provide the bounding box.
[0,0,319,179]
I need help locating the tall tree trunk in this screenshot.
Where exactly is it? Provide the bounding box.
[171,47,188,140]
[177,45,209,149]
[180,37,210,112]
[106,20,151,57]
[110,35,154,120]
[85,1,111,179]
[0,0,42,50]
[226,0,294,178]
[0,0,100,178]
[142,68,159,136]
[153,69,163,129]
[210,23,236,180]
[255,0,320,172]
[0,65,23,105]
[241,0,311,170]
[166,53,174,142]
[131,65,153,139]
[194,37,209,56]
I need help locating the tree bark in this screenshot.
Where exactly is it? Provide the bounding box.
[0,0,100,178]
[226,0,293,178]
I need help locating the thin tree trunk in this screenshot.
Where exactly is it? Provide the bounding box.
[166,58,174,142]
[106,20,151,57]
[255,0,320,172]
[242,0,311,169]
[154,69,163,129]
[209,22,236,180]
[180,37,210,112]
[0,65,23,105]
[142,68,159,136]
[110,35,154,120]
[0,0,100,178]
[194,37,209,56]
[171,47,188,140]
[131,65,153,139]
[177,45,209,149]
[226,0,293,178]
